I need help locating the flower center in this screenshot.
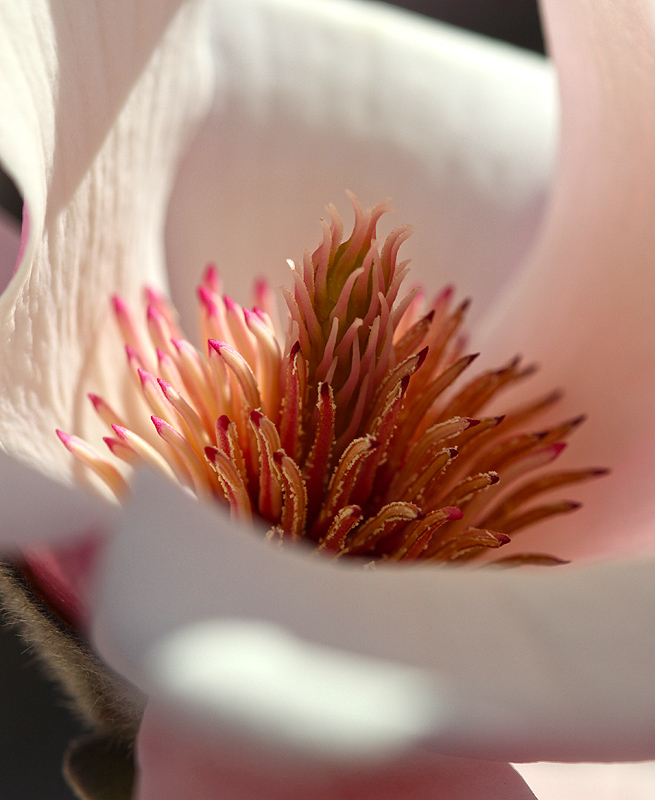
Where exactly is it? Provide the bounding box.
[58,195,606,564]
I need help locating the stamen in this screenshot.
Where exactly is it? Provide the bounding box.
[110,425,178,482]
[209,340,261,411]
[56,431,128,500]
[152,417,213,499]
[58,195,604,567]
[88,393,126,429]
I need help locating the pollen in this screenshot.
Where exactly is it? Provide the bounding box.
[58,194,606,565]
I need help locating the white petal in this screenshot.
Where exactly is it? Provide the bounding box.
[166,0,557,330]
[515,761,655,800]
[0,448,114,547]
[0,1,212,477]
[477,0,655,559]
[94,471,655,764]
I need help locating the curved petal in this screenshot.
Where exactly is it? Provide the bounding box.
[477,0,655,559]
[93,472,655,765]
[165,0,557,331]
[0,1,212,477]
[515,761,655,800]
[0,448,114,546]
[137,707,536,800]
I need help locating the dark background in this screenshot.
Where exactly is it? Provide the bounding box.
[0,3,543,798]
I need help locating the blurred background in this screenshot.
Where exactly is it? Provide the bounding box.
[0,2,543,798]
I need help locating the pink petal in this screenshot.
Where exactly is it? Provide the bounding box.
[477,0,655,559]
[137,706,536,800]
[166,0,556,330]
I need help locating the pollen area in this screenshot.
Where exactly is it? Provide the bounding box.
[57,195,606,565]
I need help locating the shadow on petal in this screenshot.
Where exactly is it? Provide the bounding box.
[136,706,537,800]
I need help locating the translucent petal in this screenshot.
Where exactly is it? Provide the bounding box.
[94,472,655,764]
[477,0,655,559]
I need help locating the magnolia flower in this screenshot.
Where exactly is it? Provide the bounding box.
[1,0,655,799]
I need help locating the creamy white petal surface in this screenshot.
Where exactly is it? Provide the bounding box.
[94,471,655,765]
[166,0,556,330]
[0,1,213,477]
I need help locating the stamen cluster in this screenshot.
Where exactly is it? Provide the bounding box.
[58,195,605,564]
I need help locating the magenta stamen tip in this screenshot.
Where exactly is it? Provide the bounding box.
[146,304,163,323]
[205,445,218,459]
[56,429,70,444]
[203,263,219,283]
[137,368,155,387]
[151,416,165,433]
[208,339,227,355]
[445,506,463,521]
[144,285,162,304]
[111,425,128,440]
[464,418,480,428]
[198,286,217,313]
[111,295,128,314]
